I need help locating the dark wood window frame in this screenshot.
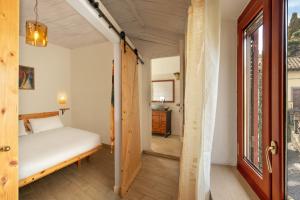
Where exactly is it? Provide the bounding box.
[237,0,285,199]
[237,0,271,199]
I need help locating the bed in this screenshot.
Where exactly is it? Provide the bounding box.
[19,111,101,187]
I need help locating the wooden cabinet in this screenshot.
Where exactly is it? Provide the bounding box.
[152,110,171,137]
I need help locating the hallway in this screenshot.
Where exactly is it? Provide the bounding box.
[151,135,182,157]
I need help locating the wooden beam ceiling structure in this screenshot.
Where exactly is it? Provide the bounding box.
[20,0,108,49]
[124,0,145,27]
[101,0,189,57]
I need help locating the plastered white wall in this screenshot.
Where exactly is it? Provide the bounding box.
[70,42,113,145]
[211,20,237,166]
[152,56,180,75]
[19,36,72,125]
[287,72,300,103]
[139,58,152,150]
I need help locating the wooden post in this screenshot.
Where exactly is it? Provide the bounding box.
[0,0,19,199]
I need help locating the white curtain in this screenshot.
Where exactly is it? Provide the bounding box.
[178,0,221,199]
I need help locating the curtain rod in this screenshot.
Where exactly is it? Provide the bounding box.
[87,0,145,65]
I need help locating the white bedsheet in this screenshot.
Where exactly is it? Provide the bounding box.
[19,127,101,180]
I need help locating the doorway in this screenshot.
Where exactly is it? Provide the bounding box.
[149,56,183,158]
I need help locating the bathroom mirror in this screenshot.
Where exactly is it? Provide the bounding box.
[151,80,174,103]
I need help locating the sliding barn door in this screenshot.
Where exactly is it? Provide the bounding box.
[120,41,142,196]
[0,0,19,199]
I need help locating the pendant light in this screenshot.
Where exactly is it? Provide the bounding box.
[26,0,48,47]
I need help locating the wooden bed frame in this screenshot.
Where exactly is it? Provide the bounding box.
[18,111,102,187]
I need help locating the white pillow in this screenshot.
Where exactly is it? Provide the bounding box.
[19,120,27,136]
[29,116,64,133]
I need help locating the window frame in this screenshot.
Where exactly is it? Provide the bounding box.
[237,0,272,199]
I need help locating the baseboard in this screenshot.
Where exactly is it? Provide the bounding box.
[113,185,120,194]
[143,150,180,161]
[101,143,112,149]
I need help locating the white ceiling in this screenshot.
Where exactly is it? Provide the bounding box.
[152,56,180,75]
[20,0,249,52]
[100,0,249,58]
[20,0,107,49]
[101,0,189,52]
[220,0,250,20]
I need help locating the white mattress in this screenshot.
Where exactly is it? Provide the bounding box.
[19,127,101,180]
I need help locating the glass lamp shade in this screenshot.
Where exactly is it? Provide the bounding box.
[26,20,48,47]
[58,96,67,106]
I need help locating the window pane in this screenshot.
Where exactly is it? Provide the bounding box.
[286,1,300,199]
[243,13,263,173]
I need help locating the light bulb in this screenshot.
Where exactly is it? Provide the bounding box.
[33,30,39,41]
[58,95,67,105]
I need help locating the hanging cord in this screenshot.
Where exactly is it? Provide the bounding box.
[34,0,39,24]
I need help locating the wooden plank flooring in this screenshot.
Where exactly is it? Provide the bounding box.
[151,135,182,158]
[19,148,179,200]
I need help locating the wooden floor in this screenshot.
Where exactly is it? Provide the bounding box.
[20,148,179,200]
[151,135,182,157]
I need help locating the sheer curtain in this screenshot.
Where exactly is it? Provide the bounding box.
[178,0,221,199]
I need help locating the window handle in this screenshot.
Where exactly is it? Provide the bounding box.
[265,140,277,173]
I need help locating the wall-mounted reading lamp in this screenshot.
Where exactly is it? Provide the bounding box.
[58,94,70,115]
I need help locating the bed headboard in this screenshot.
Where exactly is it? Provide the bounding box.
[19,111,59,131]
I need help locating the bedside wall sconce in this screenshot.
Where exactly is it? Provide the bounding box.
[58,94,70,115]
[173,72,180,80]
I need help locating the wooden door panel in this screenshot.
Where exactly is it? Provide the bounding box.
[120,41,142,196]
[0,0,19,199]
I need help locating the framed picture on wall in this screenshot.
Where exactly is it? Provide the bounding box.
[19,65,35,90]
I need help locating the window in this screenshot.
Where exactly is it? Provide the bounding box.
[243,12,264,173]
